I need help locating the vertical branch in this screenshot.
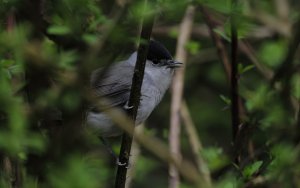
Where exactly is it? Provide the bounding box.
[114,0,155,187]
[200,3,245,165]
[7,8,16,32]
[169,5,195,188]
[271,18,300,85]
[275,0,290,21]
[230,0,240,163]
[125,125,143,188]
[269,18,300,142]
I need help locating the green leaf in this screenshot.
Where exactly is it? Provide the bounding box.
[169,28,179,38]
[291,74,300,100]
[220,95,231,105]
[185,41,201,55]
[245,85,271,111]
[242,64,255,73]
[242,161,263,178]
[259,41,286,68]
[200,0,232,14]
[213,28,231,42]
[0,59,15,68]
[82,34,98,44]
[202,147,229,170]
[47,25,71,35]
[238,64,255,74]
[48,156,108,188]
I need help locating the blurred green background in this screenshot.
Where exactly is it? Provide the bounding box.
[1,0,300,187]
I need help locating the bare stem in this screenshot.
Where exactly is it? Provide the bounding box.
[169,5,195,188]
[200,6,232,80]
[114,0,155,187]
[230,0,241,164]
[180,100,212,186]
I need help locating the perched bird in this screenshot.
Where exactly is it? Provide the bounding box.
[86,40,182,137]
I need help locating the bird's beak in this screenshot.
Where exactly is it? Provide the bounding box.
[166,60,183,68]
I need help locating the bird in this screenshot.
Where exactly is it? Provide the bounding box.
[86,40,182,138]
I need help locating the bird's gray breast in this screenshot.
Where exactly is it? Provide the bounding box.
[135,66,173,124]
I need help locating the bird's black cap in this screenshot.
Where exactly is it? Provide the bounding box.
[147,40,173,62]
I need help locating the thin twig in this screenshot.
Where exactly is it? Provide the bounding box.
[274,0,290,21]
[170,5,195,188]
[271,18,300,85]
[271,19,300,135]
[270,17,300,142]
[200,3,247,165]
[199,6,231,80]
[239,41,274,80]
[180,100,212,186]
[114,0,155,187]
[230,0,241,164]
[245,4,291,37]
[153,24,277,40]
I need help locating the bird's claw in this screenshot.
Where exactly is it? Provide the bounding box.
[124,104,134,110]
[117,161,127,166]
[116,159,131,168]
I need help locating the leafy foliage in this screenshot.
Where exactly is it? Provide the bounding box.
[0,0,300,187]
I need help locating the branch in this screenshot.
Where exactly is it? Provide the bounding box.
[153,24,277,40]
[114,0,155,187]
[200,4,247,165]
[239,41,274,80]
[231,0,241,164]
[199,6,231,80]
[271,18,300,85]
[269,17,300,142]
[275,0,290,21]
[169,5,195,188]
[180,100,212,186]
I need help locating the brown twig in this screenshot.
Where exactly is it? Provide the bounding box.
[170,5,195,188]
[230,0,240,148]
[271,18,300,85]
[239,41,274,80]
[114,0,155,187]
[200,3,247,165]
[153,24,277,40]
[180,100,212,186]
[270,19,300,133]
[199,6,232,80]
[271,17,300,142]
[274,0,290,22]
[246,3,291,37]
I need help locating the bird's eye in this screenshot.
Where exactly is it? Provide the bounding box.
[152,59,159,65]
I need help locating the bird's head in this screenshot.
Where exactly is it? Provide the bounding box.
[146,40,182,69]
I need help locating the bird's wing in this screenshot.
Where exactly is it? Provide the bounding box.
[91,63,133,109]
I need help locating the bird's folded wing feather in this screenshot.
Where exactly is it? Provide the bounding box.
[90,64,134,109]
